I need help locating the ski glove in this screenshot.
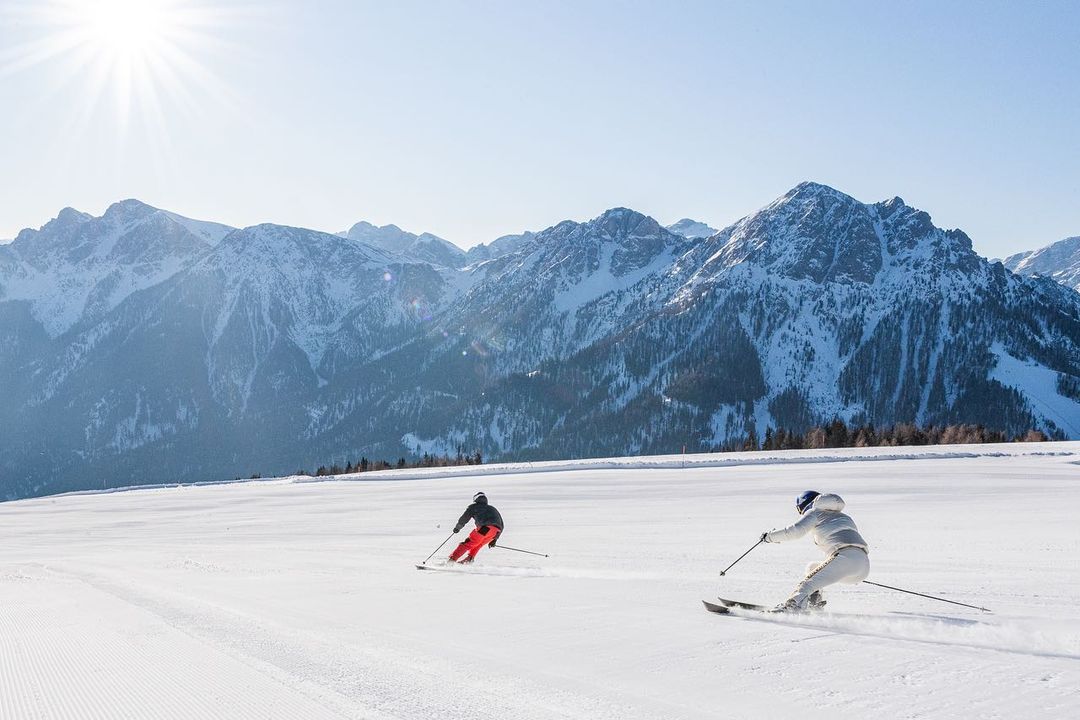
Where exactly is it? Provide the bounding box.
[453,525,463,533]
[760,532,771,543]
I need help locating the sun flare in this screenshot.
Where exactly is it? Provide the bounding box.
[2,0,233,130]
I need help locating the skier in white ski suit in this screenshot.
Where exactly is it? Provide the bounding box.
[763,491,869,611]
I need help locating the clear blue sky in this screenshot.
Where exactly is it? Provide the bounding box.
[0,0,1077,257]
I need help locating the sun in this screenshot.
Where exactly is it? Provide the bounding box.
[1,0,234,129]
[77,0,173,60]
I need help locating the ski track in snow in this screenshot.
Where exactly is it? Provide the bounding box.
[2,444,1080,719]
[720,607,1080,661]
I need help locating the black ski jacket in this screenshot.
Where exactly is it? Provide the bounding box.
[453,499,504,534]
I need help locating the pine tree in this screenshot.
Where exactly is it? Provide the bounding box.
[826,418,848,448]
[743,426,759,451]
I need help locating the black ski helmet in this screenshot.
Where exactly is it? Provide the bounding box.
[473,491,487,503]
[796,490,821,515]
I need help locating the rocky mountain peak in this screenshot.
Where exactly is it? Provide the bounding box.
[342,220,375,236]
[780,180,859,206]
[874,195,932,233]
[708,182,988,284]
[14,206,92,244]
[589,207,666,242]
[666,218,717,239]
[102,198,161,225]
[55,206,93,226]
[707,182,881,284]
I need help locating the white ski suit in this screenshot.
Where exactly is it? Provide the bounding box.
[765,493,869,607]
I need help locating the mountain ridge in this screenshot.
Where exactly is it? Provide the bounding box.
[2,182,1078,499]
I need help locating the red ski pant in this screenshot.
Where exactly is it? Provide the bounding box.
[449,525,500,561]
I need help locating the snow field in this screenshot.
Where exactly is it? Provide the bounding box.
[2,443,1079,719]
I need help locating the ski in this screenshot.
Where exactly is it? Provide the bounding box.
[716,597,769,612]
[711,597,829,615]
[703,600,732,614]
[416,563,473,572]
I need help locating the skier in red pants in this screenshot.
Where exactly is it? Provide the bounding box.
[449,492,504,563]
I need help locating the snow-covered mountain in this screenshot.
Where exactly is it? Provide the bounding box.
[1003,236,1080,292]
[2,183,1079,499]
[338,221,466,268]
[369,183,1080,461]
[0,200,233,336]
[666,217,717,239]
[1,218,453,498]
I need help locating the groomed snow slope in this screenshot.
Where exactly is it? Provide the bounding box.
[2,443,1079,719]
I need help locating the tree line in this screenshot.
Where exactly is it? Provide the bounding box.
[239,450,484,481]
[734,419,1050,452]
[306,450,484,478]
[237,419,1052,481]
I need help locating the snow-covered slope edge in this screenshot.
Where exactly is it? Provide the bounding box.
[294,440,1080,483]
[51,441,1080,500]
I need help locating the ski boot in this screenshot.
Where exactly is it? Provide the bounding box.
[807,591,827,611]
[769,598,806,614]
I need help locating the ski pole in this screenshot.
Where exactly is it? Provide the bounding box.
[719,537,765,577]
[862,580,992,613]
[493,544,549,558]
[421,532,456,565]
